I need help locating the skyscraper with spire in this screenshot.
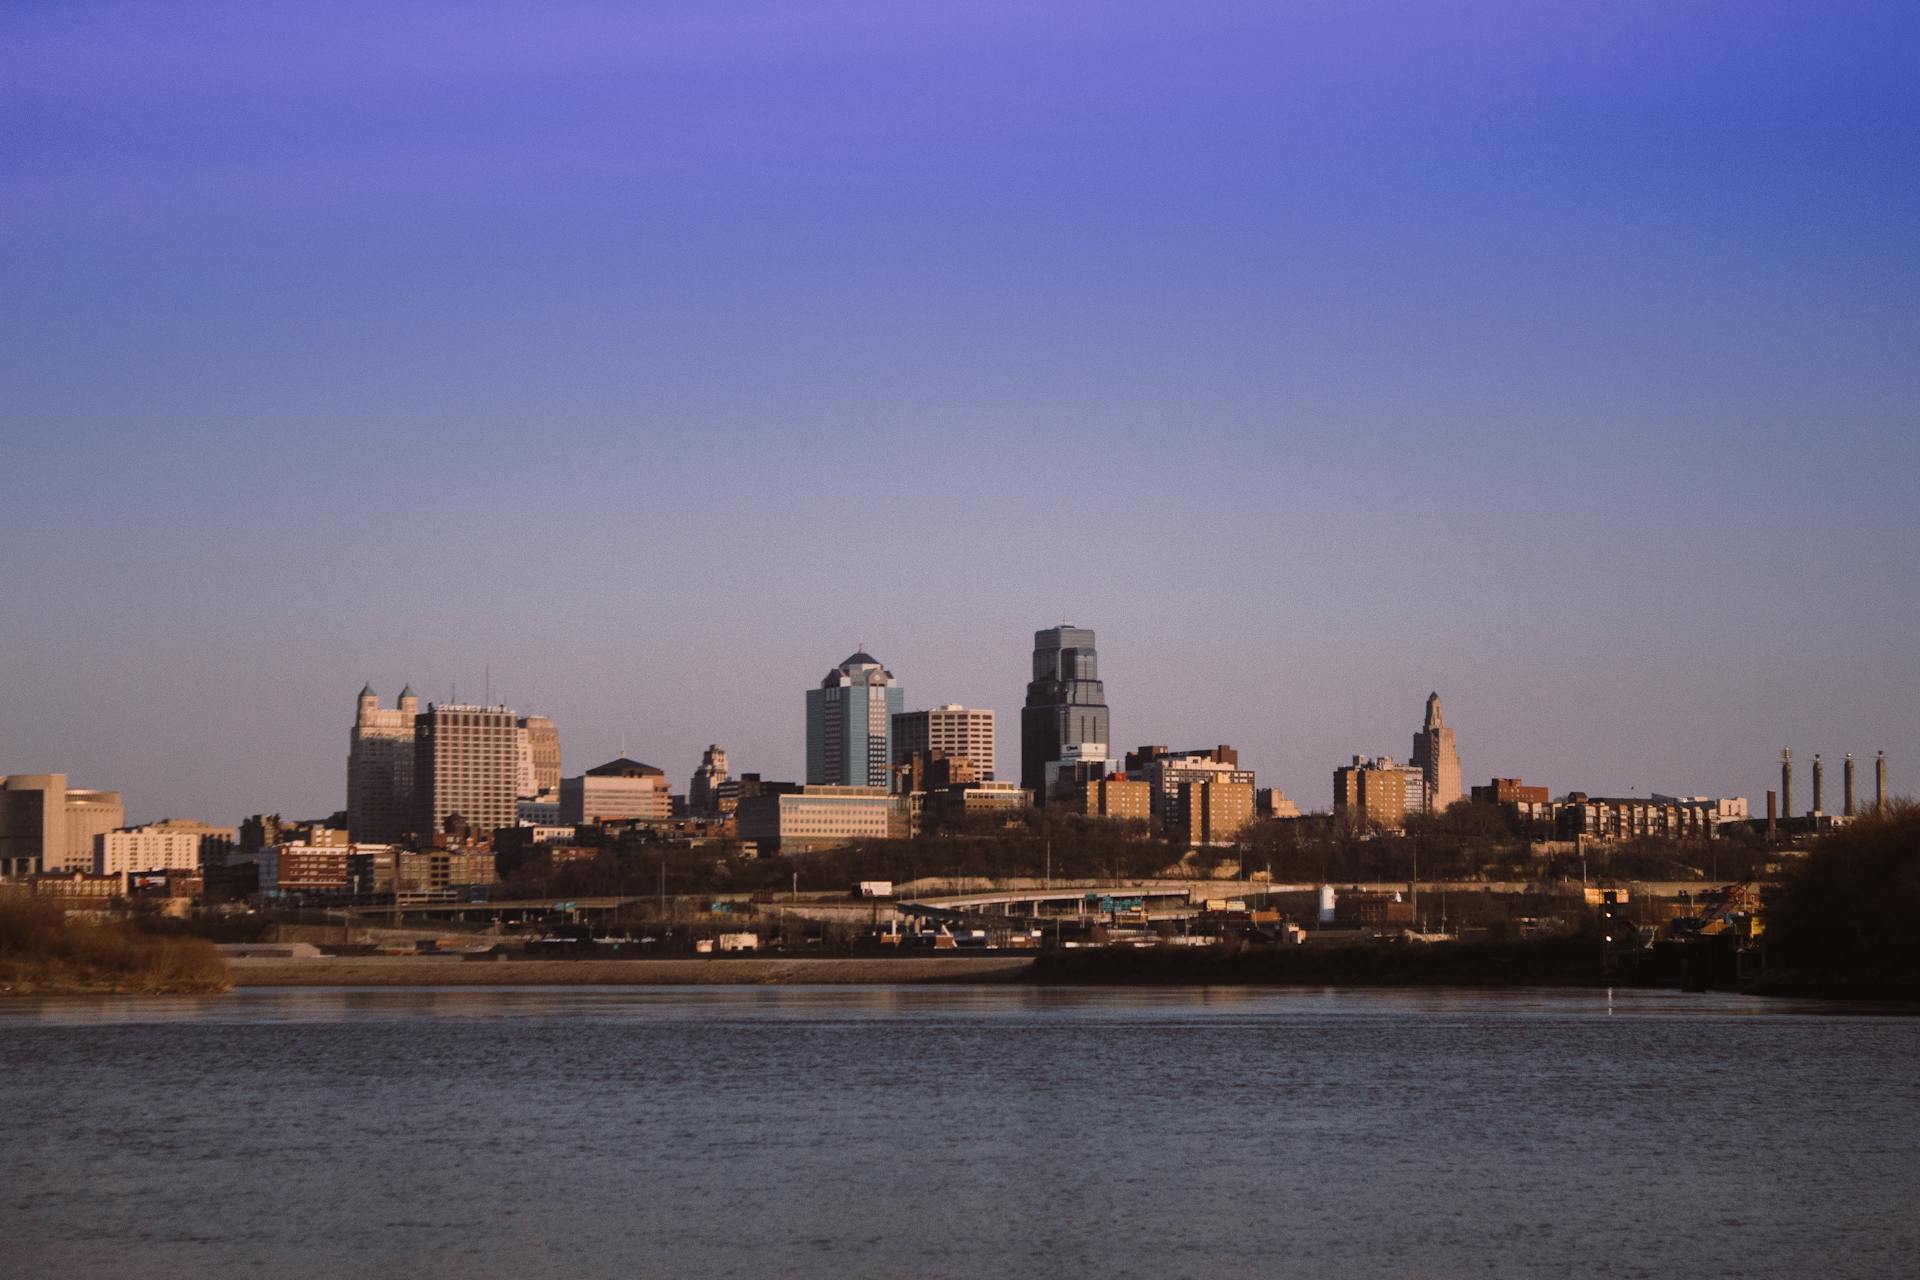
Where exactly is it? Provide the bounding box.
[1410,691,1462,812]
[1022,625,1111,803]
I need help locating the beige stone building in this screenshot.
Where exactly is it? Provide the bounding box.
[1257,787,1301,819]
[0,774,125,877]
[734,785,893,854]
[516,715,562,800]
[1125,746,1256,830]
[414,704,521,840]
[1175,779,1256,847]
[348,684,419,843]
[560,758,671,824]
[96,826,204,879]
[1411,692,1463,812]
[1073,776,1153,822]
[1333,756,1427,830]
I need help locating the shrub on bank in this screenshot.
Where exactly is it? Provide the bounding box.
[0,895,231,994]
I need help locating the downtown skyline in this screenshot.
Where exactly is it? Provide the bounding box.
[4,2,1917,823]
[2,623,1895,829]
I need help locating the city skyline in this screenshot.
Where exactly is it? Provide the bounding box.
[3,631,1889,829]
[4,3,1917,824]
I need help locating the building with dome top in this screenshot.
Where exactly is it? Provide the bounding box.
[806,650,905,788]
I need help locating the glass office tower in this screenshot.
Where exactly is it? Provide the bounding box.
[1021,625,1110,802]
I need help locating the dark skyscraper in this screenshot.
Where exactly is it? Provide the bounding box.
[1021,625,1111,802]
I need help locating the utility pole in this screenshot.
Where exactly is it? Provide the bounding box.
[1410,837,1419,933]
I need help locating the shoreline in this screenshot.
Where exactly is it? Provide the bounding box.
[225,954,1036,986]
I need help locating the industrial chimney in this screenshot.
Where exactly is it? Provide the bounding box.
[1781,748,1794,819]
[1876,751,1887,812]
[1812,754,1825,816]
[1844,753,1856,817]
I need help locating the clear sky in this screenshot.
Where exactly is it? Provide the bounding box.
[3,1,1917,825]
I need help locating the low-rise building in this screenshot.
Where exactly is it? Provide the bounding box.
[734,785,893,854]
[29,869,122,906]
[1072,775,1153,821]
[95,826,205,879]
[348,848,497,897]
[926,780,1032,825]
[560,758,671,824]
[1471,777,1551,806]
[1257,787,1300,819]
[256,844,356,898]
[1531,794,1748,842]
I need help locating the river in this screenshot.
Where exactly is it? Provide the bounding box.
[2,985,1915,1278]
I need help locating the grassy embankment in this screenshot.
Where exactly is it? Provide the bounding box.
[0,896,231,995]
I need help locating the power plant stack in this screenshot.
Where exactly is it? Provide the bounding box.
[1844,753,1856,817]
[1812,754,1825,816]
[1781,748,1794,819]
[1877,751,1887,812]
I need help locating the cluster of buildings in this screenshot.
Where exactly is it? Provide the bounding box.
[3,622,1897,908]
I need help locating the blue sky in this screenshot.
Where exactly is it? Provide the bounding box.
[3,1,1917,823]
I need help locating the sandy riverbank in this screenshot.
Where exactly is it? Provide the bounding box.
[227,954,1036,986]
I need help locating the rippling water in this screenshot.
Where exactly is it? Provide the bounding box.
[2,985,1916,1279]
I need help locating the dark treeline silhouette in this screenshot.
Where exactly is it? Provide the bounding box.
[1760,801,1920,1001]
[493,799,1765,905]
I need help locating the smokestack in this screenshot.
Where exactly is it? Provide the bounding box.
[1766,789,1777,842]
[1844,753,1856,817]
[1813,754,1825,816]
[1877,751,1887,812]
[1781,748,1794,819]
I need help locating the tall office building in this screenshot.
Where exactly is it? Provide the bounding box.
[807,651,905,788]
[1021,625,1110,803]
[893,705,997,779]
[348,684,419,843]
[1410,692,1462,812]
[0,774,125,877]
[515,715,561,800]
[413,704,521,840]
[688,744,729,816]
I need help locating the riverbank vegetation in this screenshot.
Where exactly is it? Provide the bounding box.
[0,896,231,994]
[1758,802,1920,1001]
